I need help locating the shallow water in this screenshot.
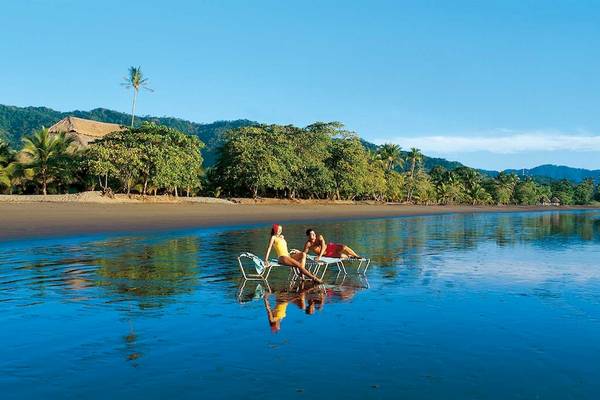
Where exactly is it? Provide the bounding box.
[2,210,600,399]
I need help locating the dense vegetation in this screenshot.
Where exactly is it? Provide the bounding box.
[0,104,254,166]
[209,123,598,205]
[1,120,597,206]
[4,104,600,183]
[0,123,204,197]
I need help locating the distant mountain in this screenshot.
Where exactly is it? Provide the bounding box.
[504,165,600,183]
[0,104,256,166]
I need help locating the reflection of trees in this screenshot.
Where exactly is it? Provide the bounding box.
[94,237,201,307]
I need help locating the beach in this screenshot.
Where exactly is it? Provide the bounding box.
[0,193,592,240]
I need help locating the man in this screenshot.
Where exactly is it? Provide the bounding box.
[303,228,360,261]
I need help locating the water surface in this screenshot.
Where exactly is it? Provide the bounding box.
[2,211,600,399]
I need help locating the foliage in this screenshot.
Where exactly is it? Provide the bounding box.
[87,123,204,196]
[551,179,575,205]
[377,143,404,172]
[574,179,595,205]
[327,133,373,200]
[20,128,77,195]
[0,115,596,205]
[514,179,544,205]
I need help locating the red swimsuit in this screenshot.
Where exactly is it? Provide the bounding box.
[323,243,343,257]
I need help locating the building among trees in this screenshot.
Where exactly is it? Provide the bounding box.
[48,116,125,147]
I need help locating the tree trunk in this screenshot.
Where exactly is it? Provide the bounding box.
[143,177,148,196]
[42,170,47,196]
[174,187,178,197]
[130,89,138,128]
[104,173,108,190]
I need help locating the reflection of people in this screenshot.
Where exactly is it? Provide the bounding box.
[305,288,325,315]
[264,293,288,332]
[265,224,322,283]
[303,228,360,261]
[263,285,325,331]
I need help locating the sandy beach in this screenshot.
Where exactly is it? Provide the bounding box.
[0,193,595,241]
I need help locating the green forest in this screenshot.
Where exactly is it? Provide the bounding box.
[0,120,597,205]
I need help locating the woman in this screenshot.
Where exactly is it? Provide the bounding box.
[303,228,360,260]
[265,224,323,283]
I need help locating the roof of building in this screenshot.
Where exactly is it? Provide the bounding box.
[48,116,125,146]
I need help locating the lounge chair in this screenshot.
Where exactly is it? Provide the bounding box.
[237,252,327,281]
[306,255,371,275]
[237,252,274,281]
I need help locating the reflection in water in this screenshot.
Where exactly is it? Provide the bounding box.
[1,210,600,399]
[238,275,369,332]
[94,237,201,307]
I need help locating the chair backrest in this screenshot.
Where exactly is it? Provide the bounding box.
[240,252,265,274]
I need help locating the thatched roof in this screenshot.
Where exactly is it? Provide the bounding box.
[48,116,125,147]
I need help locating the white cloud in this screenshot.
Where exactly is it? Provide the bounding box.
[378,131,600,154]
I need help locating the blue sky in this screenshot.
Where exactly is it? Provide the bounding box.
[1,0,599,170]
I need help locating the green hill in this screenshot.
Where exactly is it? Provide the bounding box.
[0,104,256,166]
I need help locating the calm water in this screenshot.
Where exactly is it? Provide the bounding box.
[2,211,600,399]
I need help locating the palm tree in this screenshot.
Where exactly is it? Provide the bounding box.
[377,143,404,172]
[460,169,492,205]
[435,171,462,205]
[0,139,12,164]
[0,164,10,190]
[21,128,75,195]
[122,66,153,128]
[0,162,33,195]
[406,147,423,202]
[495,172,519,205]
[408,147,423,177]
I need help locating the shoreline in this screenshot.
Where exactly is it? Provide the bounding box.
[0,197,597,241]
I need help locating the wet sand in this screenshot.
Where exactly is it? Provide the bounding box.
[0,201,595,241]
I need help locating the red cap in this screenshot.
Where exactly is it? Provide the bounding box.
[272,224,280,233]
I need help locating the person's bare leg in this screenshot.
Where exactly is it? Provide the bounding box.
[281,255,322,283]
[341,245,359,258]
[292,252,308,269]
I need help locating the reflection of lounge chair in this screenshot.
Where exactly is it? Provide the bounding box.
[237,280,270,303]
[238,252,326,281]
[307,256,371,275]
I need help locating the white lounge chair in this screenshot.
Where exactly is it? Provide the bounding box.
[307,255,371,275]
[237,252,275,281]
[237,252,327,281]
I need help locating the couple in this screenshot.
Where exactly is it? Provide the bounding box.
[264,224,360,283]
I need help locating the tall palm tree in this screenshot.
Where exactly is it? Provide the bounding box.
[122,66,153,127]
[406,147,423,202]
[21,128,75,195]
[408,147,423,177]
[377,143,404,172]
